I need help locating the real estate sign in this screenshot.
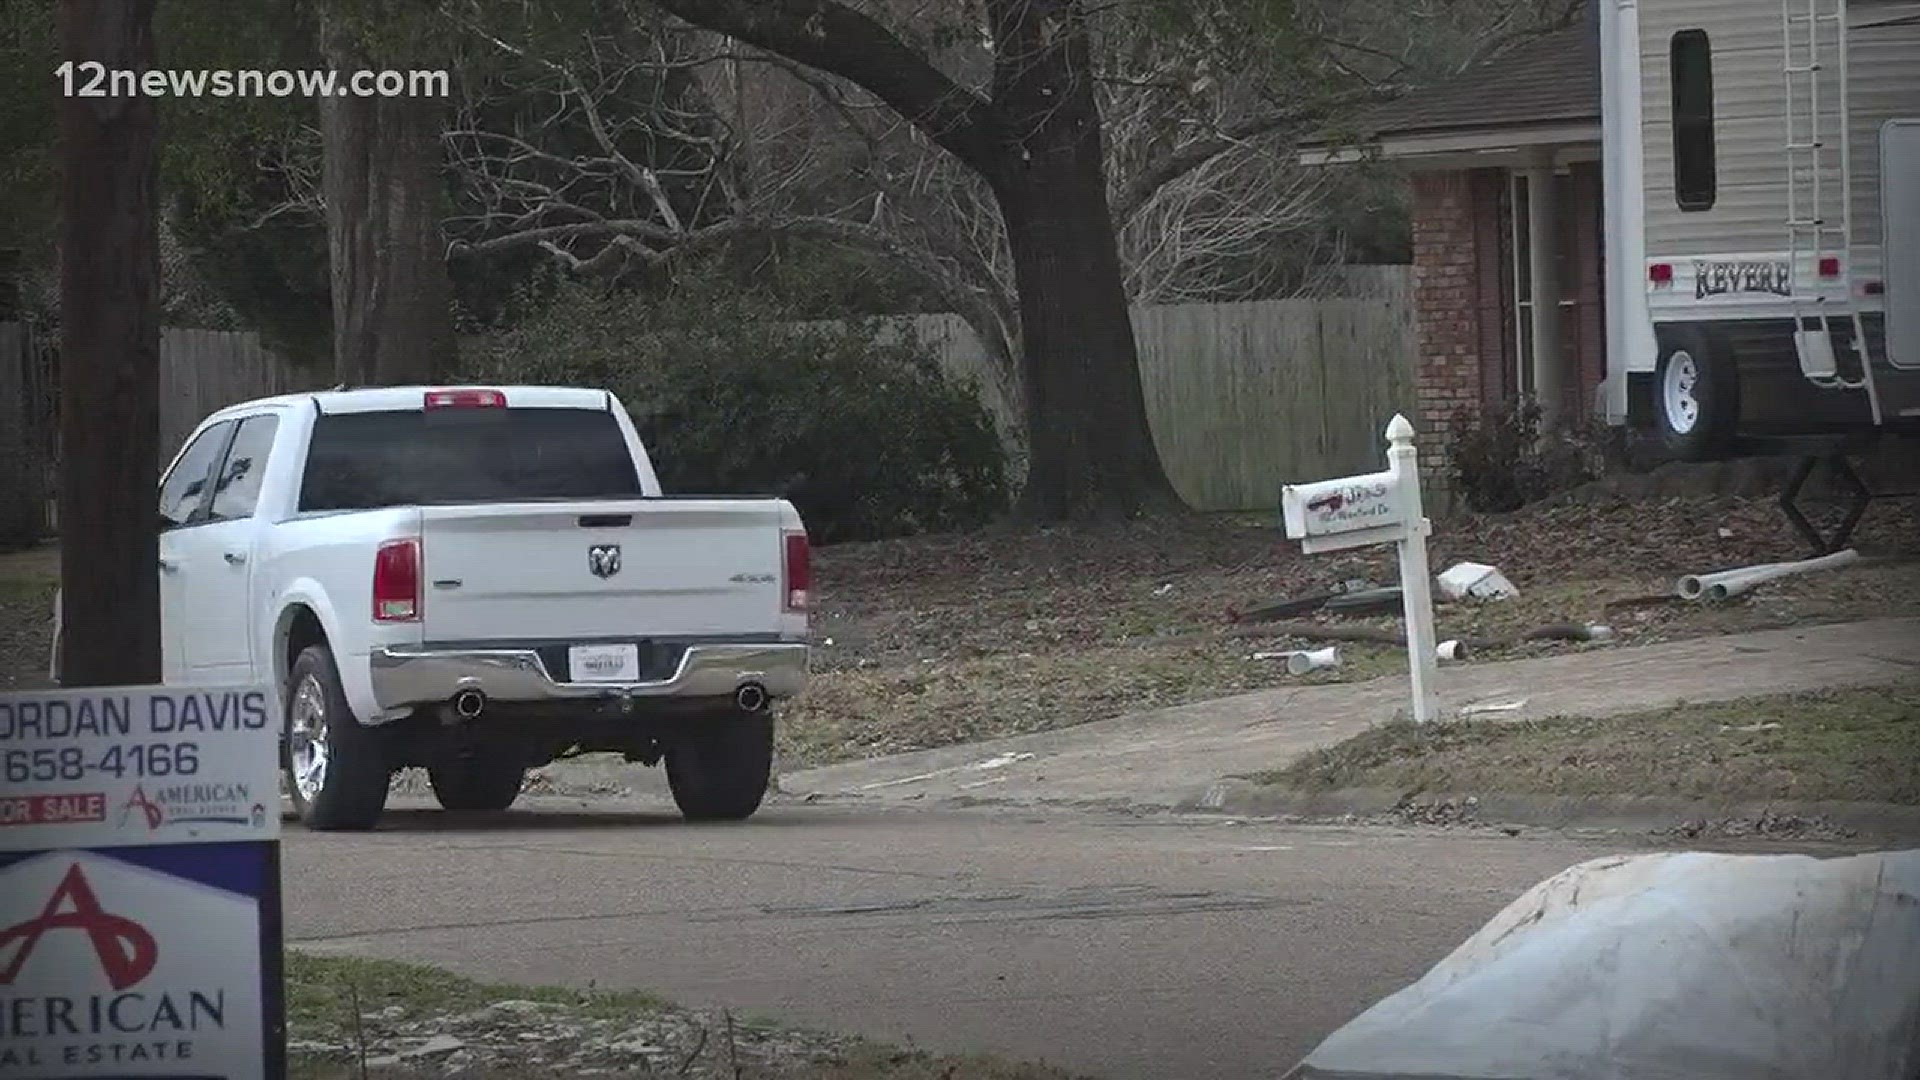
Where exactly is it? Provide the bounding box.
[0,686,285,1079]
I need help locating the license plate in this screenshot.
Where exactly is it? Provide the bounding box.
[569,643,640,683]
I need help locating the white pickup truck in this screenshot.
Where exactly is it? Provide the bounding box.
[60,385,810,831]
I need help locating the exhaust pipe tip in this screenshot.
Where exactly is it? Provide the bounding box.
[735,683,769,713]
[452,689,487,719]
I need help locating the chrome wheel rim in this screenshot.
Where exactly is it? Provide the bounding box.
[288,674,330,803]
[1663,351,1701,434]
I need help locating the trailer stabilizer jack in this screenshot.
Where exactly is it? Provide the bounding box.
[1777,451,1916,557]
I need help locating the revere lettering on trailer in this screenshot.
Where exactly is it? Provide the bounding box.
[0,684,285,1079]
[1694,260,1793,299]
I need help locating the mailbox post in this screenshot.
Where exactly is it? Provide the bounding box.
[1280,415,1442,723]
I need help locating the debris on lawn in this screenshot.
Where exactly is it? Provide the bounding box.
[1286,646,1341,675]
[1227,578,1386,624]
[1436,562,1520,602]
[1322,587,1402,616]
[1437,639,1468,662]
[1459,698,1530,717]
[1675,547,1861,603]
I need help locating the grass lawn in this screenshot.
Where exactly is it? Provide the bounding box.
[778,493,1920,766]
[1252,681,1920,805]
[6,489,1918,769]
[287,952,1082,1079]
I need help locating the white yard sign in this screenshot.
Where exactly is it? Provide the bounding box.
[1281,416,1442,723]
[0,685,284,1080]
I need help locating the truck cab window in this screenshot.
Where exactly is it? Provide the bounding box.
[298,406,643,511]
[158,420,236,529]
[1671,29,1717,212]
[209,413,281,521]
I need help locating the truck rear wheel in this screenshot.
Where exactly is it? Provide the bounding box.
[285,643,392,831]
[428,757,528,812]
[665,714,774,822]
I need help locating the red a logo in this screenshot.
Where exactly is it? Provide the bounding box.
[0,862,159,990]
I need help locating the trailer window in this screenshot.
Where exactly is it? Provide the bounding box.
[1670,29,1717,212]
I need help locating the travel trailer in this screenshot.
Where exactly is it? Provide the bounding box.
[1600,0,1920,455]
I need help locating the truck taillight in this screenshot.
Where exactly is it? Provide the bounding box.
[424,388,505,409]
[373,538,421,622]
[1648,263,1674,287]
[783,530,810,612]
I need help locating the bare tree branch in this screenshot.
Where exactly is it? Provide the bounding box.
[647,0,1000,173]
[1110,87,1396,224]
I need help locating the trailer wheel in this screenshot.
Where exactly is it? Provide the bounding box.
[1654,330,1738,459]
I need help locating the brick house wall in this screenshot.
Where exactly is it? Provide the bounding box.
[1410,169,1510,504]
[1409,161,1607,509]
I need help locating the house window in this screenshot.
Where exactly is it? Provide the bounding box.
[1505,171,1580,400]
[1671,29,1717,211]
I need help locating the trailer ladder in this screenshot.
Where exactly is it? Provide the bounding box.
[1782,0,1885,424]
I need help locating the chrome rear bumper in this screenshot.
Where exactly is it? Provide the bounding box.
[368,642,808,715]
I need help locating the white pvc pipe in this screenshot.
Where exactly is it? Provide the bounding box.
[1677,549,1860,602]
[1287,646,1342,676]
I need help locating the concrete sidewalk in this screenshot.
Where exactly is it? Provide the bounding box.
[776,618,1920,812]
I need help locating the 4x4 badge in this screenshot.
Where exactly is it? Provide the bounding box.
[588,544,622,579]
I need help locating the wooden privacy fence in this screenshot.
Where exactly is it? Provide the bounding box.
[0,322,52,543]
[2,269,1415,531]
[157,328,314,455]
[0,324,315,540]
[861,279,1417,512]
[1132,295,1417,511]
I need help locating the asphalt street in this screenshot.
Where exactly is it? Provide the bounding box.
[282,794,1702,1079]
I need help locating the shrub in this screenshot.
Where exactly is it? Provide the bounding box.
[462,283,1010,543]
[1448,399,1608,512]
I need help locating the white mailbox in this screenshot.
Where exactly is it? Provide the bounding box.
[1282,469,1412,553]
[1277,415,1442,723]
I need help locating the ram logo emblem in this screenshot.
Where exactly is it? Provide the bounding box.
[588,544,622,579]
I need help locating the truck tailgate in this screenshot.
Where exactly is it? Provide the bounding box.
[419,500,791,643]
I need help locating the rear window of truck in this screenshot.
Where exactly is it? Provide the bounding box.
[298,406,645,511]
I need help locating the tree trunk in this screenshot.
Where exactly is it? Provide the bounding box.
[57,0,162,687]
[990,1,1179,519]
[319,14,455,386]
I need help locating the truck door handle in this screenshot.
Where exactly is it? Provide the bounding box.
[159,557,179,572]
[224,551,248,565]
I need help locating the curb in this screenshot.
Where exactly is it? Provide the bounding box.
[1179,780,1920,840]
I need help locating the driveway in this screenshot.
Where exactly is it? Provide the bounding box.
[775,618,1920,809]
[284,798,1779,1079]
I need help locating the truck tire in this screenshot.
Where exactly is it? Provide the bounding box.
[428,758,527,812]
[284,643,392,831]
[1654,328,1739,459]
[665,714,774,822]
